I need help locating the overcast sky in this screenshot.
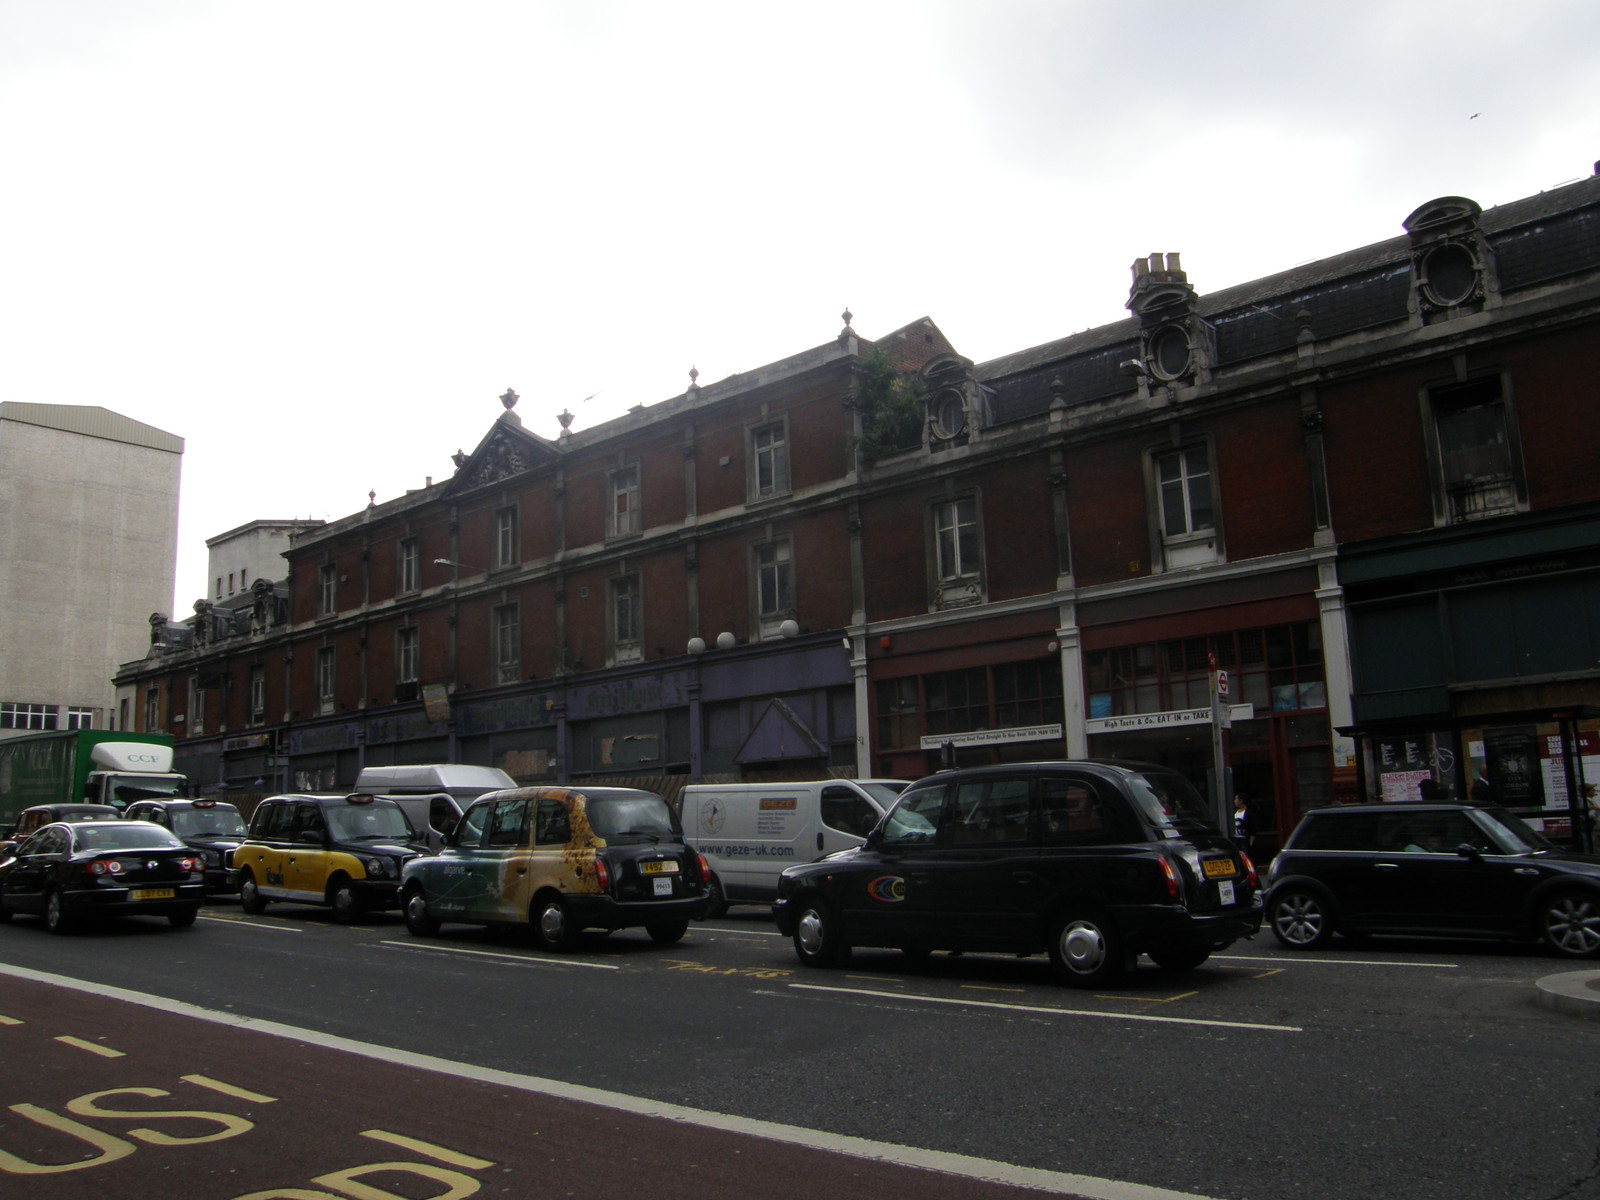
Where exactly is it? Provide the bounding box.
[3,1,1597,614]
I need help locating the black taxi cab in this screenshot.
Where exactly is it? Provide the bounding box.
[772,760,1262,987]
[123,798,248,893]
[232,793,426,922]
[399,785,713,949]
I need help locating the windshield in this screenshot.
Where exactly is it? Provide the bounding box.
[1125,766,1216,833]
[325,803,416,842]
[171,807,247,839]
[860,781,909,806]
[1475,807,1556,854]
[585,795,680,841]
[72,824,185,853]
[109,780,187,809]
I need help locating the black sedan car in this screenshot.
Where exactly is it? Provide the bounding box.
[771,761,1262,987]
[1266,802,1600,957]
[0,820,207,933]
[123,798,248,893]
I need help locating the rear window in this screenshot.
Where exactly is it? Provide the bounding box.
[72,824,185,853]
[585,795,680,841]
[1290,811,1379,851]
[1124,766,1214,834]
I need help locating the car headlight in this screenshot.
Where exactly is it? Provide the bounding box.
[365,857,391,878]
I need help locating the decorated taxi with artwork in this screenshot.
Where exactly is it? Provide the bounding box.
[399,785,713,949]
[232,793,427,922]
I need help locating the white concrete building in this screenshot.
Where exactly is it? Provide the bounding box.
[204,519,325,605]
[0,403,182,733]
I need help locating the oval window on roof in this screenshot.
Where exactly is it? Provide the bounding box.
[1149,326,1191,380]
[933,390,966,439]
[1423,244,1477,306]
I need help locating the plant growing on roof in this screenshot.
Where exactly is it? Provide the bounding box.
[849,346,926,463]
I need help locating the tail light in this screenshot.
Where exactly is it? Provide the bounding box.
[593,857,611,891]
[181,856,204,875]
[696,853,710,886]
[1240,851,1258,889]
[1159,856,1179,900]
[87,859,125,877]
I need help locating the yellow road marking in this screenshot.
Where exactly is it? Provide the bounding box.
[55,1036,124,1057]
[181,1075,280,1103]
[961,984,1025,994]
[0,1014,22,1026]
[1096,991,1197,1005]
[362,1129,495,1169]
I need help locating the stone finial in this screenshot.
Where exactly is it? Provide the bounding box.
[687,365,700,396]
[368,489,377,508]
[500,388,519,411]
[557,408,574,437]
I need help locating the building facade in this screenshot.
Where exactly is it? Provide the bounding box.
[115,168,1600,845]
[1,403,182,737]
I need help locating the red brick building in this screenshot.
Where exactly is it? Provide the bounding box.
[118,168,1600,848]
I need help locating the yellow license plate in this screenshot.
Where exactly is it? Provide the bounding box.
[1202,859,1237,879]
[640,861,678,875]
[131,888,176,901]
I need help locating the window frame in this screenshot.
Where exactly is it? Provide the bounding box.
[493,603,520,685]
[749,419,791,501]
[1422,373,1526,525]
[248,666,266,727]
[928,493,985,610]
[753,535,795,636]
[609,465,641,538]
[1148,440,1220,569]
[396,627,420,686]
[494,506,518,569]
[316,647,336,715]
[317,563,337,616]
[398,538,419,594]
[609,574,643,665]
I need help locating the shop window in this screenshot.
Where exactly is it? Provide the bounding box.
[876,678,921,750]
[993,660,1063,728]
[925,668,989,737]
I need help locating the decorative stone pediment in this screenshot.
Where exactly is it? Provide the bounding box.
[447,393,562,495]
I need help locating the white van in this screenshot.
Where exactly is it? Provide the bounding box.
[679,778,908,914]
[351,764,516,849]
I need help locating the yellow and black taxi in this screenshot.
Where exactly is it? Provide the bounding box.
[772,760,1263,988]
[399,785,713,949]
[232,793,427,922]
[123,798,248,893]
[0,820,206,933]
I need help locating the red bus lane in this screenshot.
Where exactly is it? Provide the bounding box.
[0,967,1216,1200]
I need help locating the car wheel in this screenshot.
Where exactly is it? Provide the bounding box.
[44,889,72,935]
[1047,912,1125,987]
[238,872,268,915]
[168,905,199,929]
[646,919,689,945]
[1147,945,1211,971]
[699,873,730,920]
[1540,891,1600,959]
[403,887,440,937]
[329,880,363,925]
[533,895,579,951]
[1269,888,1335,949]
[792,897,850,968]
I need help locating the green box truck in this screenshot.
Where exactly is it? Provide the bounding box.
[0,730,189,832]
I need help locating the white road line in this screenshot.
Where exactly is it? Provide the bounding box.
[1214,953,1459,969]
[0,962,1222,1200]
[787,983,1303,1032]
[377,940,620,970]
[199,914,302,932]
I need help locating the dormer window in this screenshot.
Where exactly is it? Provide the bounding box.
[1420,243,1477,307]
[932,390,966,440]
[1403,196,1495,323]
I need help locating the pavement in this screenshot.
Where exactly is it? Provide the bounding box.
[1534,968,1600,1017]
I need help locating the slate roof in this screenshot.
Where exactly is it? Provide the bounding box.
[974,173,1600,426]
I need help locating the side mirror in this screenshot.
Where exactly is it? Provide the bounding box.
[297,830,325,845]
[438,828,456,848]
[1457,843,1483,860]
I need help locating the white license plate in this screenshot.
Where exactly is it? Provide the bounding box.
[1218,881,1235,905]
[653,877,673,897]
[131,888,175,901]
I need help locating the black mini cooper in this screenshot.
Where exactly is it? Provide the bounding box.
[771,760,1261,987]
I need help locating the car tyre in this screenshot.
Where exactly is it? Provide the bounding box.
[403,887,440,937]
[238,872,268,915]
[1269,887,1335,949]
[699,873,730,920]
[792,896,850,968]
[44,889,72,935]
[1048,911,1125,987]
[168,905,200,929]
[646,919,689,945]
[533,895,580,951]
[330,880,363,925]
[1147,945,1212,971]
[1539,890,1600,959]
